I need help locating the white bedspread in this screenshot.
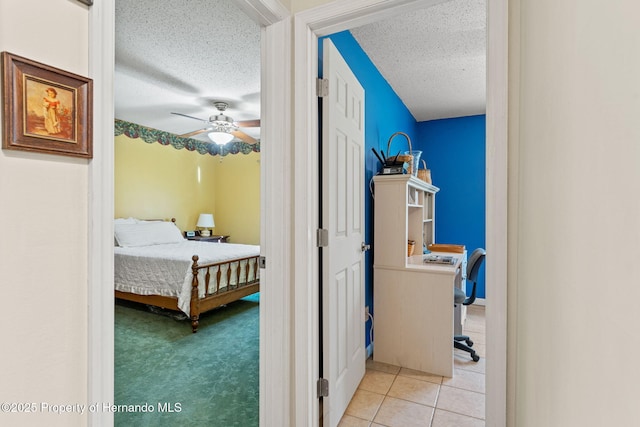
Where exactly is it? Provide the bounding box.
[114,240,260,315]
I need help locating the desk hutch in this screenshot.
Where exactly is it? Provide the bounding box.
[372,174,466,377]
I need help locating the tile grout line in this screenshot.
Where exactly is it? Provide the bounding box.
[429,382,442,427]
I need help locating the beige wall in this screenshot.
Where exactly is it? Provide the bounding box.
[0,0,90,426]
[115,134,260,244]
[291,0,330,12]
[511,0,640,425]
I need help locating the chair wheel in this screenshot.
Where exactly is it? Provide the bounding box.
[466,339,474,347]
[472,353,480,362]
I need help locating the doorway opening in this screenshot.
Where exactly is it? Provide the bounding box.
[111,1,263,424]
[320,12,486,424]
[294,0,507,425]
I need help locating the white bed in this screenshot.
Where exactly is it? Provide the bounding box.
[113,218,260,332]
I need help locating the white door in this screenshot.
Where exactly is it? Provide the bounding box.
[321,38,366,427]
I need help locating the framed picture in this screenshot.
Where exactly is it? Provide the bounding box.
[2,52,93,158]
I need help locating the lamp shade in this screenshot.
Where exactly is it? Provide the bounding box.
[196,213,215,228]
[207,131,234,145]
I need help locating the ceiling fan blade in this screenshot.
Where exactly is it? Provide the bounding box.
[179,128,209,138]
[171,112,207,122]
[231,130,257,144]
[236,119,260,128]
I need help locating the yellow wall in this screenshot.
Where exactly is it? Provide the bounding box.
[115,134,260,244]
[214,150,261,244]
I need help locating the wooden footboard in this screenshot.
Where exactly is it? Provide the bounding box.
[116,253,260,333]
[189,254,260,333]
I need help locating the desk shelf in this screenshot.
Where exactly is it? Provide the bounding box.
[373,175,438,266]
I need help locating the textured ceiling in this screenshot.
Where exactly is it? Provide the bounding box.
[351,0,486,121]
[114,0,486,141]
[115,0,262,141]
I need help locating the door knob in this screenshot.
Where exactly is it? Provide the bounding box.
[361,242,371,252]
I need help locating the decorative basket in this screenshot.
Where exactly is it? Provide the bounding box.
[407,240,416,257]
[417,159,432,184]
[386,131,413,171]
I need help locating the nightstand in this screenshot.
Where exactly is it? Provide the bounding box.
[186,235,230,243]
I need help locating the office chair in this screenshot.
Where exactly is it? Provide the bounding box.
[454,248,486,362]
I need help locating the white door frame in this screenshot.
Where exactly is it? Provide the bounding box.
[88,0,508,425]
[88,2,116,425]
[292,0,508,426]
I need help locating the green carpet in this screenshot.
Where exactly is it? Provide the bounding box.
[114,293,259,426]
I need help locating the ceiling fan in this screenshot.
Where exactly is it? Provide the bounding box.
[171,101,260,145]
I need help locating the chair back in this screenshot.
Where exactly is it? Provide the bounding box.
[464,248,486,305]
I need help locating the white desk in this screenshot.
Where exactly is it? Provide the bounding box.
[373,252,465,377]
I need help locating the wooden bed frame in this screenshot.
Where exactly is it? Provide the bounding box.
[115,254,260,333]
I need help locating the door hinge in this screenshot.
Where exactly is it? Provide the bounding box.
[316,78,329,97]
[259,256,266,268]
[317,378,329,398]
[316,229,329,247]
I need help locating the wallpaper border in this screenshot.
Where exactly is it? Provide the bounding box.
[114,119,260,156]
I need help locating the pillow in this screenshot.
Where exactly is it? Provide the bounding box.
[114,221,184,247]
[114,218,140,245]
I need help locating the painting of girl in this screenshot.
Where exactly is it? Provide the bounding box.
[24,77,75,142]
[2,51,92,158]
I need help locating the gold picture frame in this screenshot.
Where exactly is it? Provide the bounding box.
[2,52,93,158]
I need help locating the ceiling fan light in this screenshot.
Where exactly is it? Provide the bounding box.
[207,131,234,145]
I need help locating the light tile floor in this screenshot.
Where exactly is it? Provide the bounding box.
[339,305,486,427]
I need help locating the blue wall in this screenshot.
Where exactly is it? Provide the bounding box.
[321,32,487,349]
[416,116,486,297]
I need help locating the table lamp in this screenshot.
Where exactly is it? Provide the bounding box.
[196,213,215,237]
